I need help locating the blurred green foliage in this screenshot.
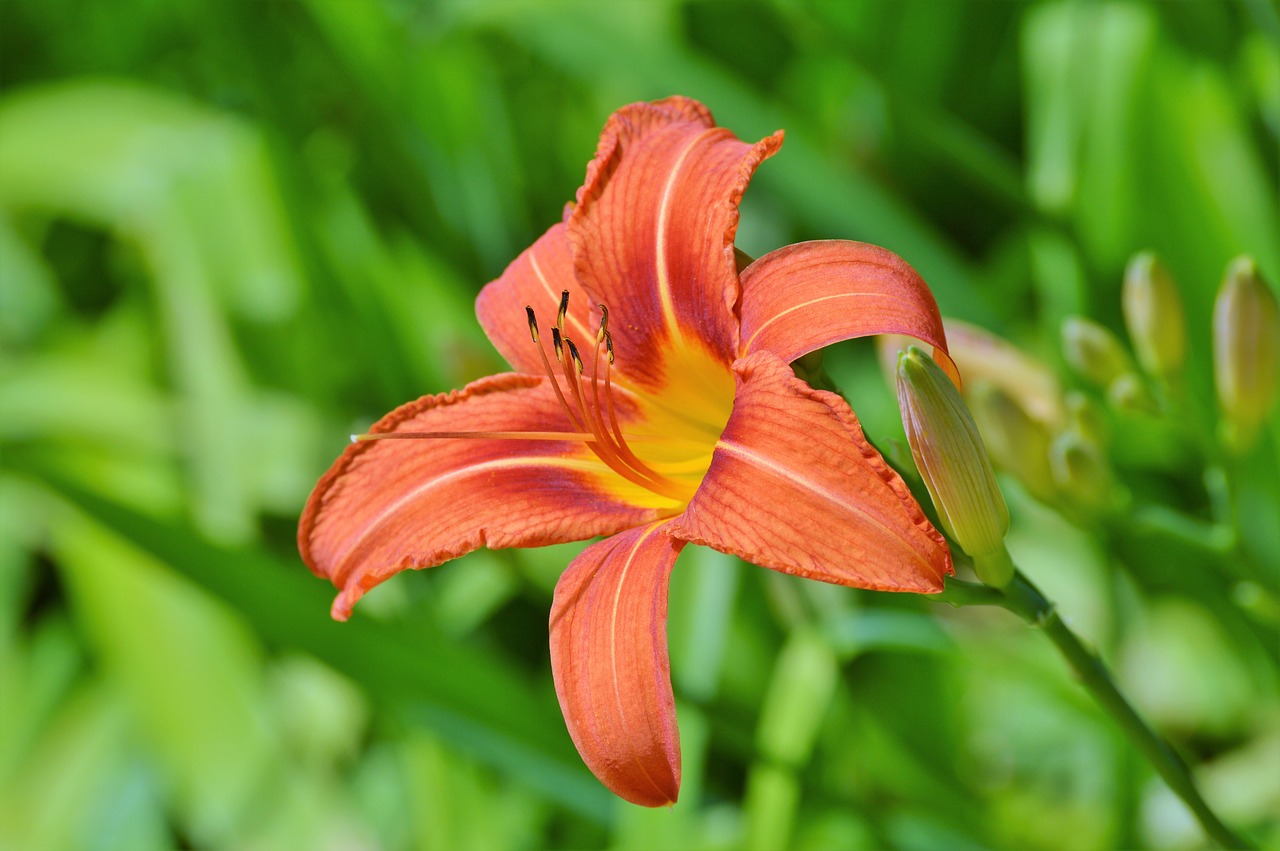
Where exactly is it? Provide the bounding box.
[1,1,1277,849]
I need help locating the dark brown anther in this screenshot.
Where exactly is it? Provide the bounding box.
[596,304,609,343]
[604,330,616,364]
[525,306,539,342]
[566,338,584,374]
[557,290,570,331]
[551,327,564,360]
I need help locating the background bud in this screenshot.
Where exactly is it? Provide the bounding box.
[897,348,1010,581]
[1061,316,1136,390]
[1050,432,1113,513]
[1105,372,1155,413]
[1213,256,1279,452]
[970,384,1056,501]
[1065,391,1108,447]
[1123,252,1186,380]
[934,319,1065,427]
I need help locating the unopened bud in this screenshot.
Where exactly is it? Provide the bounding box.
[1065,391,1108,448]
[792,349,827,389]
[1061,316,1136,391]
[1123,252,1186,380]
[970,384,1056,501]
[1213,256,1279,452]
[922,319,1065,427]
[1049,432,1112,513]
[1105,372,1155,413]
[897,348,1011,584]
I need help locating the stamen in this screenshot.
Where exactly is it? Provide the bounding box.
[354,431,597,442]
[349,297,697,503]
[566,339,584,375]
[529,307,583,431]
[598,349,673,483]
[351,299,695,503]
[351,430,663,443]
[554,332,684,498]
[596,304,609,343]
[580,318,682,491]
[558,336,591,424]
[525,306,539,342]
[556,289,570,331]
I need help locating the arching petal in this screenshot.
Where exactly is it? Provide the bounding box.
[670,351,951,592]
[549,521,685,807]
[569,96,783,389]
[476,222,606,377]
[299,373,672,620]
[739,240,959,384]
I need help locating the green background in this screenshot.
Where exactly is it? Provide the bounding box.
[2,1,1277,848]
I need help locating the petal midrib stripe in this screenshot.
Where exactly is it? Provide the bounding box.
[743,290,889,354]
[331,454,602,582]
[608,522,669,797]
[712,437,933,573]
[655,127,720,342]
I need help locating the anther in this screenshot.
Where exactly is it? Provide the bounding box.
[525,306,539,342]
[557,290,570,331]
[566,339,584,374]
[551,327,564,360]
[596,304,609,343]
[604,330,615,364]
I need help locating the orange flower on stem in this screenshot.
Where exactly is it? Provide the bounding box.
[298,97,955,806]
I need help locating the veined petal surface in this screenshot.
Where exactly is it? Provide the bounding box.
[549,521,685,807]
[671,351,951,592]
[569,96,782,389]
[299,374,666,620]
[739,240,959,384]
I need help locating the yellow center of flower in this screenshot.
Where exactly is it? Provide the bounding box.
[356,291,735,514]
[525,291,732,510]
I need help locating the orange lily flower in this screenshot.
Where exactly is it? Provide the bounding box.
[299,97,955,807]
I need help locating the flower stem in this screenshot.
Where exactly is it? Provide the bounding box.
[934,572,1253,849]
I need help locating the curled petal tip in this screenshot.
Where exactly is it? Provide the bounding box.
[329,595,353,622]
[738,240,953,378]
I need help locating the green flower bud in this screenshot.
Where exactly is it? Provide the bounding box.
[897,348,1011,585]
[970,383,1056,501]
[1123,252,1186,380]
[1061,316,1136,390]
[792,349,831,390]
[1213,256,1279,452]
[1105,372,1155,413]
[1049,431,1113,513]
[1065,391,1108,448]
[933,319,1066,427]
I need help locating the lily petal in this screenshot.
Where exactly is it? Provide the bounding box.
[476,222,604,376]
[550,521,684,807]
[299,373,667,620]
[739,240,959,384]
[569,96,783,388]
[671,351,951,592]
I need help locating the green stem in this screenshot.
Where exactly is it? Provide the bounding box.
[935,572,1253,849]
